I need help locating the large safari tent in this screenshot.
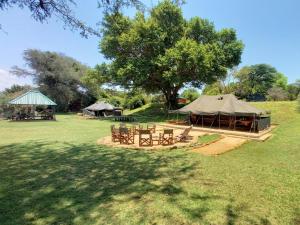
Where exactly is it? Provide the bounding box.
[8,89,57,120]
[171,94,270,132]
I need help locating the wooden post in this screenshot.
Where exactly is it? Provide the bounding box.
[234,115,236,130]
[219,114,220,129]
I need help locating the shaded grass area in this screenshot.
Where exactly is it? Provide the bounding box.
[0,102,299,224]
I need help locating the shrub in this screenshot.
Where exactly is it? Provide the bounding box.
[151,94,165,104]
[181,88,200,102]
[267,87,288,101]
[108,96,124,107]
[124,94,147,109]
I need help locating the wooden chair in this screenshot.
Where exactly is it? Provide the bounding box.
[161,129,174,145]
[175,125,193,142]
[139,129,153,147]
[111,125,120,142]
[132,123,140,135]
[147,123,156,133]
[119,127,135,145]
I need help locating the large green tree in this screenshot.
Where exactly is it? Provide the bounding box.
[12,49,94,111]
[100,0,243,109]
[274,72,288,90]
[234,64,278,100]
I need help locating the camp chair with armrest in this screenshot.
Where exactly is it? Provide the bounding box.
[132,123,140,135]
[175,125,193,142]
[139,129,153,147]
[111,125,120,142]
[147,123,156,133]
[119,127,135,145]
[161,129,174,145]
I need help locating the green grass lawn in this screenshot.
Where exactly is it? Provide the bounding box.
[197,134,221,145]
[0,102,299,225]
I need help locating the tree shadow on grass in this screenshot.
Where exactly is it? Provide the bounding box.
[0,141,278,224]
[0,141,217,224]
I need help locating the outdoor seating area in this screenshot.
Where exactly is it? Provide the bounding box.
[98,123,196,149]
[7,90,57,121]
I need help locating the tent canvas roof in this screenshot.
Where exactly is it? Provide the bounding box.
[172,94,266,116]
[84,101,115,111]
[8,90,57,106]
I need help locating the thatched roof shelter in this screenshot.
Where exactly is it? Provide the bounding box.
[83,101,123,117]
[84,102,114,111]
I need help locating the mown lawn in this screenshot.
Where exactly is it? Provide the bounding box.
[0,102,299,225]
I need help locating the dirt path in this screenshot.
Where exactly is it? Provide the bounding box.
[192,136,247,155]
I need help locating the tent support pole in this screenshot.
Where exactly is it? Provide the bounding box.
[202,115,203,127]
[219,114,220,129]
[210,115,216,128]
[234,115,236,130]
[195,115,200,126]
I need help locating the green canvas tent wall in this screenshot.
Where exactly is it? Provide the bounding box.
[170,94,270,132]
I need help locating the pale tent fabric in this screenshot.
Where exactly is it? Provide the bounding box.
[8,90,57,106]
[172,94,266,116]
[84,102,114,111]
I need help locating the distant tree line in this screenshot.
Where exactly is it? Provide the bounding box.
[203,64,300,101]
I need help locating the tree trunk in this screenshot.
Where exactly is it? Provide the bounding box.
[164,88,179,110]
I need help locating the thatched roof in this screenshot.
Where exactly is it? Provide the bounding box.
[84,101,115,111]
[8,90,57,106]
[171,94,266,116]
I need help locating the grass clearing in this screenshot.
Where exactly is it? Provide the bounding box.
[0,102,299,224]
[197,134,221,145]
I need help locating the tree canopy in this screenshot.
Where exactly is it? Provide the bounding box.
[234,64,278,100]
[287,80,300,100]
[11,49,94,111]
[274,72,288,90]
[181,88,200,102]
[99,0,243,108]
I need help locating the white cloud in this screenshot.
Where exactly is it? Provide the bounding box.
[0,69,33,91]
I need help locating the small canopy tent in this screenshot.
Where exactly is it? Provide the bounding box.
[8,90,57,120]
[170,94,270,132]
[83,101,123,117]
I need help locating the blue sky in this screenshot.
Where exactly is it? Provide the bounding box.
[0,0,300,90]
